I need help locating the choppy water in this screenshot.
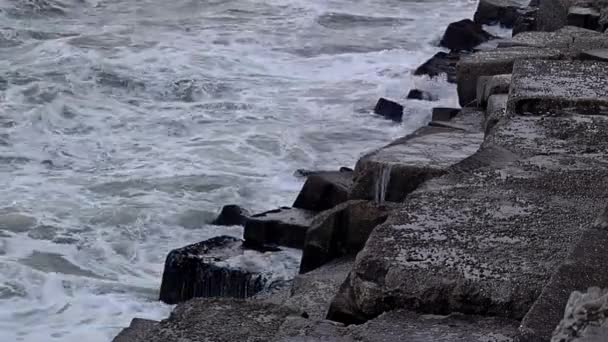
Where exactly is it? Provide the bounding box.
[0,0,477,340]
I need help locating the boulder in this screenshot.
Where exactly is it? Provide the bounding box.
[511,26,602,48]
[474,0,529,27]
[293,170,353,212]
[406,89,437,101]
[329,112,608,325]
[212,205,250,226]
[113,319,158,342]
[373,98,403,122]
[159,236,296,304]
[244,207,316,249]
[348,123,484,203]
[299,201,390,274]
[507,59,608,115]
[431,107,460,122]
[440,19,494,52]
[551,288,608,342]
[517,208,608,341]
[456,47,564,106]
[476,74,512,107]
[414,51,461,83]
[568,6,601,30]
[113,298,299,342]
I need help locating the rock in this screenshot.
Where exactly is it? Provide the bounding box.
[293,170,353,212]
[114,298,299,342]
[406,89,437,101]
[431,107,460,122]
[511,26,602,48]
[287,257,354,319]
[456,47,564,106]
[113,319,158,342]
[348,123,484,203]
[373,98,403,122]
[159,236,269,304]
[474,0,529,27]
[299,201,390,274]
[508,59,608,116]
[275,310,519,342]
[349,311,519,342]
[579,48,608,62]
[414,51,461,83]
[485,94,509,135]
[568,6,601,30]
[537,0,577,31]
[440,19,494,52]
[244,207,316,249]
[517,209,608,341]
[329,112,608,325]
[551,288,608,342]
[476,74,512,107]
[212,205,250,226]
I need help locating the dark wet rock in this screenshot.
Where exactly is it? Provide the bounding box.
[414,51,461,83]
[293,170,353,212]
[299,201,390,274]
[578,48,608,62]
[517,209,608,341]
[477,74,512,107]
[568,6,601,30]
[373,98,403,122]
[537,0,576,31]
[329,111,608,324]
[113,318,158,342]
[456,47,564,106]
[159,236,267,304]
[440,19,494,52]
[513,6,539,35]
[349,119,482,203]
[244,207,316,249]
[474,0,529,28]
[212,204,250,226]
[348,123,483,203]
[431,107,460,122]
[508,59,608,116]
[406,89,437,102]
[485,94,509,135]
[550,288,608,342]
[113,298,299,342]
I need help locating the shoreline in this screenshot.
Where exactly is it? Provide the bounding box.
[114,0,608,341]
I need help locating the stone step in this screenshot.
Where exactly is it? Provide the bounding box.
[508,59,608,116]
[456,47,563,106]
[244,207,317,249]
[274,311,520,342]
[348,121,484,203]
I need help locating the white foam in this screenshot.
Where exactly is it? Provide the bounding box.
[0,0,478,340]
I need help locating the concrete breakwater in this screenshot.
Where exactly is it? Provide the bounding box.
[114,0,608,341]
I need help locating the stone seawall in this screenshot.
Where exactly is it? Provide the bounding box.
[114,1,608,341]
